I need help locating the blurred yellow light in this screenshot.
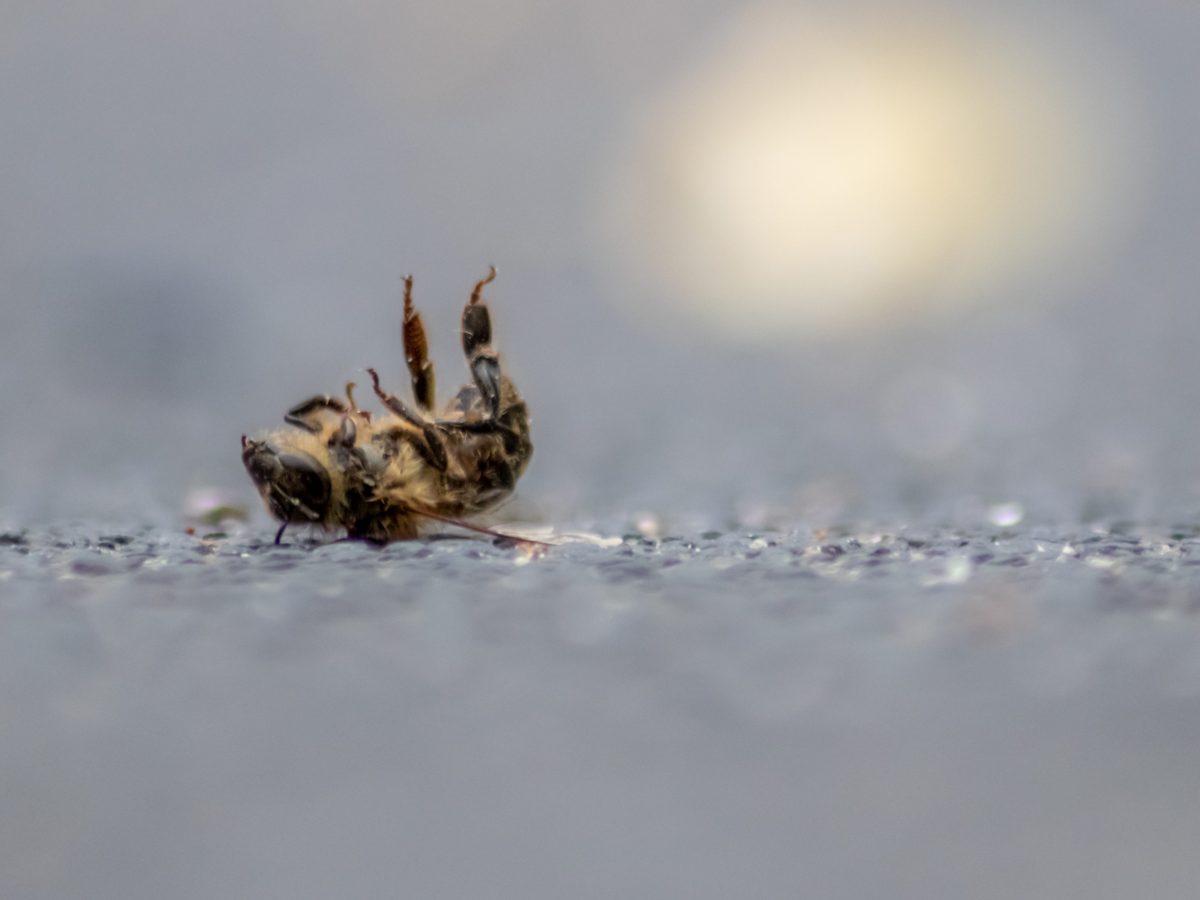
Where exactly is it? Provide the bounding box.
[601,6,1142,338]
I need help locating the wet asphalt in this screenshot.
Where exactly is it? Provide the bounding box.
[3,520,1200,899]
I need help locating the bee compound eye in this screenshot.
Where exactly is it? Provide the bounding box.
[276,451,332,511]
[242,440,280,484]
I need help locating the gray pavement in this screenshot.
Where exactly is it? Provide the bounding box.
[3,521,1200,899]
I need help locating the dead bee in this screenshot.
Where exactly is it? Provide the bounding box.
[242,268,532,544]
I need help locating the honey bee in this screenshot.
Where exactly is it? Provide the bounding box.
[241,268,533,544]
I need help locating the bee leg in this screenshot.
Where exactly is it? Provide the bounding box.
[458,266,502,421]
[408,505,552,549]
[330,413,357,448]
[344,383,371,424]
[433,268,519,441]
[367,367,425,427]
[420,424,449,471]
[370,368,449,472]
[462,266,497,350]
[274,521,288,545]
[378,422,449,473]
[285,395,347,433]
[401,275,437,414]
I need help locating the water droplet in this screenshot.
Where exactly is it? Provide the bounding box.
[988,502,1024,528]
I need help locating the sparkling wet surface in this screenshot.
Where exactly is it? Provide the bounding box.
[5,521,1200,900]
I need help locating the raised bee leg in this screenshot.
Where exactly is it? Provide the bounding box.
[330,412,357,448]
[376,421,449,473]
[285,395,348,433]
[321,386,370,477]
[401,275,437,414]
[344,382,370,422]
[368,368,449,472]
[441,264,501,434]
[367,367,423,427]
[459,266,502,421]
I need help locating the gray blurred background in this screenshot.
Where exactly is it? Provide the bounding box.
[3,0,1198,532]
[6,5,1200,900]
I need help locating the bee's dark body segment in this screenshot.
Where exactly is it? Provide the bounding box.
[242,269,532,544]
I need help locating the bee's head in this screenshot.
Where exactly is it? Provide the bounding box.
[241,436,332,523]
